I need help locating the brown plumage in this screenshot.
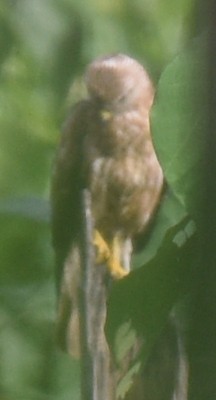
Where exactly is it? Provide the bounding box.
[51,54,163,355]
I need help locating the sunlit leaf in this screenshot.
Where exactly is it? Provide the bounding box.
[151,36,207,219]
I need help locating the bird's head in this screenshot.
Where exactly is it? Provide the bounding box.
[85,54,154,112]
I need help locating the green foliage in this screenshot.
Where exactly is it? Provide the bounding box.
[0,0,200,399]
[107,37,206,396]
[152,36,207,219]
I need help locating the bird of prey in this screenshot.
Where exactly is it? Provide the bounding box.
[51,54,164,356]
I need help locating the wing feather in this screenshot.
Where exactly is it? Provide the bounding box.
[51,100,89,283]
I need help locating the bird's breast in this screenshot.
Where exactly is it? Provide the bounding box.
[84,108,163,236]
[89,148,163,236]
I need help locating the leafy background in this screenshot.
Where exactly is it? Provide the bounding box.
[0,1,210,399]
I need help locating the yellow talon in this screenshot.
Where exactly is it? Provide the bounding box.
[93,230,110,264]
[107,257,128,279]
[108,236,128,280]
[93,231,128,279]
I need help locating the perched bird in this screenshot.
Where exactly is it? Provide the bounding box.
[51,54,164,356]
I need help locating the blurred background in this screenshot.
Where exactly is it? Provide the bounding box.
[0,0,199,399]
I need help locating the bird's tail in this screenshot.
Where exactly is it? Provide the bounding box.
[56,245,81,358]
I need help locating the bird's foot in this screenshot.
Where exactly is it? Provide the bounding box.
[107,257,129,280]
[108,235,129,279]
[93,230,129,280]
[93,230,110,264]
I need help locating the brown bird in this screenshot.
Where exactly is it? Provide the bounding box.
[51,54,164,356]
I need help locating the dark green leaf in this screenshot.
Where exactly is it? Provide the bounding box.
[107,217,198,364]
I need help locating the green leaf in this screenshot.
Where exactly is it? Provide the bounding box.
[151,36,207,219]
[132,189,187,268]
[116,361,141,399]
[106,217,198,368]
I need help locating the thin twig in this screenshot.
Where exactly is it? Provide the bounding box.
[79,189,115,400]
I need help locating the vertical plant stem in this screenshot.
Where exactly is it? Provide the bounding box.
[79,189,115,400]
